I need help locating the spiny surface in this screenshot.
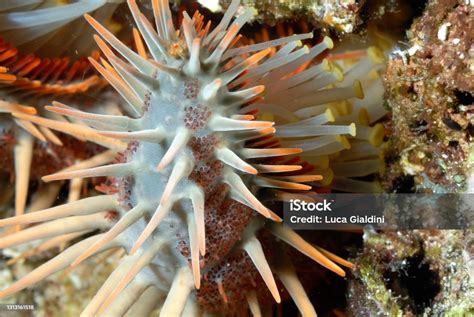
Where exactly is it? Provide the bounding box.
[0,0,389,316]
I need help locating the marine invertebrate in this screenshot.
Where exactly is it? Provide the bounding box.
[0,0,124,56]
[0,0,387,315]
[0,0,134,224]
[0,34,112,226]
[275,43,388,193]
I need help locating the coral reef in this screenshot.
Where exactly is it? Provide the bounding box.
[348,230,474,316]
[347,3,473,315]
[383,0,473,193]
[218,0,365,33]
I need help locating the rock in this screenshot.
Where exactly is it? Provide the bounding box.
[383,0,473,193]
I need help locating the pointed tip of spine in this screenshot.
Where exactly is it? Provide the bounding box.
[268,210,283,222]
[244,237,281,303]
[156,162,165,172]
[255,85,265,94]
[245,166,258,175]
[41,175,54,183]
[194,276,201,290]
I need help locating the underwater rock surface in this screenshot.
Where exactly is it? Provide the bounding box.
[348,230,474,316]
[383,0,473,193]
[219,0,365,33]
[349,1,473,315]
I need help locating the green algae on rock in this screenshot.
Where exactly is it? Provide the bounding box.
[348,230,474,316]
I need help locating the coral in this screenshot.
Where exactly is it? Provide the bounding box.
[348,230,474,316]
[363,0,428,37]
[383,0,473,193]
[409,0,473,92]
[345,2,474,316]
[218,0,365,33]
